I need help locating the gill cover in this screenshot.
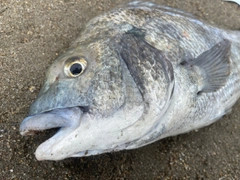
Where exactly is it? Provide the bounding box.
[118,27,174,111]
[113,27,175,148]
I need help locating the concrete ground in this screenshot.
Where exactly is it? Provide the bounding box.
[0,0,240,179]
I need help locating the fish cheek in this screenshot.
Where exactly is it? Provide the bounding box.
[89,60,125,116]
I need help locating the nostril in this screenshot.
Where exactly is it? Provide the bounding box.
[79,106,89,112]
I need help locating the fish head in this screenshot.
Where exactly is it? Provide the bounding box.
[29,40,125,117]
[20,24,175,160]
[19,38,146,160]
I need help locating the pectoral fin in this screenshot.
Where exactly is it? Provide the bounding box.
[183,39,231,92]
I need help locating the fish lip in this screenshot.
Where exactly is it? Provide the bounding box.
[20,106,86,161]
[20,106,88,136]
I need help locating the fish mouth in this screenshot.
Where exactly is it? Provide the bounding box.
[19,106,87,160]
[20,106,87,135]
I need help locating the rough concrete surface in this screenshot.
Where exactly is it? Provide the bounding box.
[0,0,240,179]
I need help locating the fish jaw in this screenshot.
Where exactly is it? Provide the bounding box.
[33,113,105,161]
[20,107,83,160]
[20,103,145,161]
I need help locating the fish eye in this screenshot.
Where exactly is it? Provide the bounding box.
[64,56,87,77]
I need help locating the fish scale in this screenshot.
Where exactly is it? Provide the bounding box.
[19,2,240,161]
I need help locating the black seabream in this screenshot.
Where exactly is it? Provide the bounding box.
[19,2,240,161]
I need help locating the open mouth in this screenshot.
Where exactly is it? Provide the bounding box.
[20,106,88,136]
[19,106,88,160]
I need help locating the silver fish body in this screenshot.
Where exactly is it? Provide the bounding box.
[19,2,240,161]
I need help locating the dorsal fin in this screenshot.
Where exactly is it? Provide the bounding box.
[182,39,231,93]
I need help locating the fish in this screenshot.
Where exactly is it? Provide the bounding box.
[19,1,240,161]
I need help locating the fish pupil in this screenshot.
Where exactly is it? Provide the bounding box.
[70,63,82,75]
